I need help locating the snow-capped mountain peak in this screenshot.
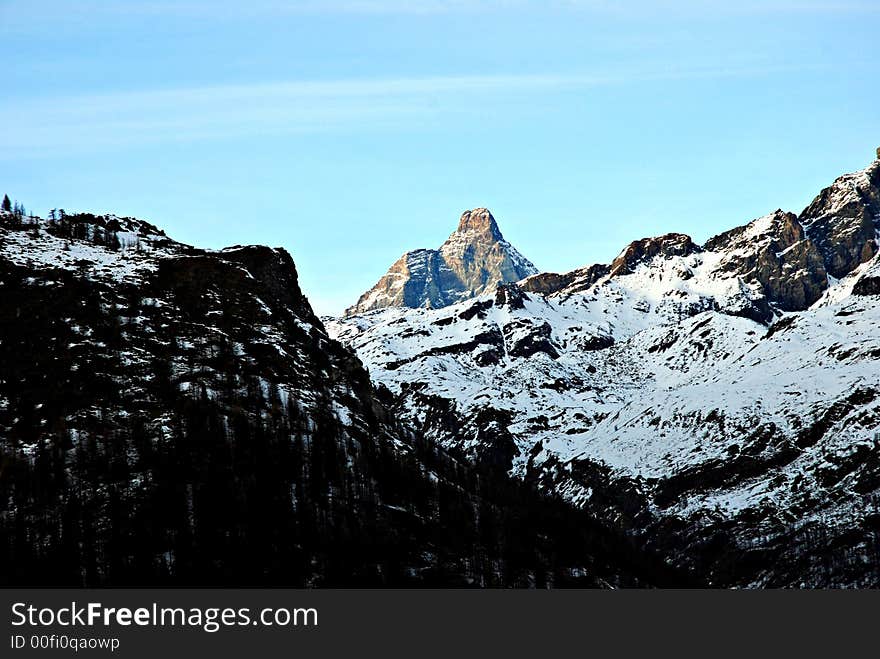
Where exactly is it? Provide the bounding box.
[345,207,537,316]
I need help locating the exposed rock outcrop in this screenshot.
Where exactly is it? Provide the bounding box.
[346,208,536,315]
[520,263,610,296]
[610,233,701,277]
[852,255,880,296]
[705,210,828,310]
[800,159,880,279]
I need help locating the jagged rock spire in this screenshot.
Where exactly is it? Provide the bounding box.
[345,208,537,316]
[455,208,503,240]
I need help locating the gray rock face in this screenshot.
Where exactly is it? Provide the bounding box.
[520,263,610,296]
[800,159,880,279]
[609,233,701,277]
[346,208,537,315]
[853,254,880,296]
[705,209,828,311]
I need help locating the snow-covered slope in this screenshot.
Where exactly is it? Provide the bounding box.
[330,157,880,587]
[0,212,176,283]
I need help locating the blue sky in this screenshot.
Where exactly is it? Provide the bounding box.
[1,1,877,315]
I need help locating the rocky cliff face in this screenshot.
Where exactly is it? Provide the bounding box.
[801,160,880,279]
[704,209,828,311]
[330,156,880,587]
[520,264,610,297]
[345,208,537,315]
[609,233,701,277]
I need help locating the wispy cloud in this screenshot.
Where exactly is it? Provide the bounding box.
[0,63,810,158]
[3,0,878,21]
[1,0,527,21]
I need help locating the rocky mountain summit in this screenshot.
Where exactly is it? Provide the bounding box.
[330,155,880,587]
[345,208,537,315]
[801,159,880,278]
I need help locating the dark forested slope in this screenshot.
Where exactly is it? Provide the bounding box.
[0,210,679,587]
